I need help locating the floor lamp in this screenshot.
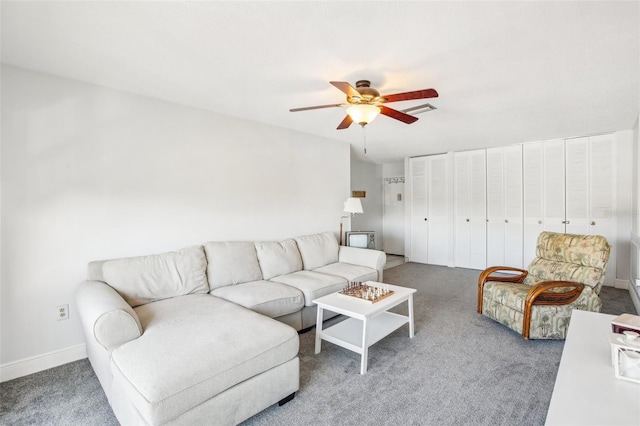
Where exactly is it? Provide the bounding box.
[339,197,364,245]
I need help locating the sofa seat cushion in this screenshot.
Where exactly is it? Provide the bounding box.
[211,280,304,318]
[312,262,378,283]
[110,294,299,425]
[270,270,346,306]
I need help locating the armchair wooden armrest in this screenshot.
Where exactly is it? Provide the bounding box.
[477,266,528,313]
[522,280,584,338]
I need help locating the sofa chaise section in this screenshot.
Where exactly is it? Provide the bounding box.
[110,294,299,425]
[77,245,299,425]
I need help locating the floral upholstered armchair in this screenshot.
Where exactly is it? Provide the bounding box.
[477,232,611,339]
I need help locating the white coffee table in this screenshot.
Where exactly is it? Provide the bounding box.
[313,282,416,374]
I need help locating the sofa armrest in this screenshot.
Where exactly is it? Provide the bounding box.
[338,246,386,282]
[76,280,142,351]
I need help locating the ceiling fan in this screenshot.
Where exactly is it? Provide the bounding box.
[290,80,438,129]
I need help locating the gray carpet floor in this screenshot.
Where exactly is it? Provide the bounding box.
[1,263,636,425]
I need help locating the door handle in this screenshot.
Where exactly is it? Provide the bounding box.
[562,220,570,224]
[466,218,470,222]
[505,219,509,223]
[591,221,596,226]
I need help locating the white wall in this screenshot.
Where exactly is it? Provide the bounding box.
[349,159,383,249]
[630,115,640,312]
[382,162,405,255]
[0,66,350,375]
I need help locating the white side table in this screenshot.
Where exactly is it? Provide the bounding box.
[546,310,640,425]
[313,282,416,374]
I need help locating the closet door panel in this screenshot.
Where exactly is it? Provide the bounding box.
[543,139,566,233]
[503,145,524,269]
[427,155,449,266]
[409,157,428,263]
[523,142,544,263]
[565,138,590,235]
[454,152,471,267]
[469,150,487,270]
[486,148,505,266]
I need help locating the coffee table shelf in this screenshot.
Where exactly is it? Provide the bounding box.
[320,312,409,351]
[313,282,416,374]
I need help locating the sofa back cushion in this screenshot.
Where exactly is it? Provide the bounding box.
[294,232,339,270]
[95,246,209,307]
[203,241,263,290]
[255,239,302,280]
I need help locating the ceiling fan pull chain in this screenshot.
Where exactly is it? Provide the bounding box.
[362,124,367,154]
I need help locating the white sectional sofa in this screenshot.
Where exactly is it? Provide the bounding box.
[77,232,385,425]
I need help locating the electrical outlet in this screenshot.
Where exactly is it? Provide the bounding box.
[57,304,69,321]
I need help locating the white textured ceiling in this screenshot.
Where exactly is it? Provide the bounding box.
[2,1,639,164]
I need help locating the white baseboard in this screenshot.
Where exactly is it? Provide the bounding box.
[0,344,87,383]
[615,279,629,289]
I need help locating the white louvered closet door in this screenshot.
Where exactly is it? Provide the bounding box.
[409,157,428,263]
[523,142,544,264]
[454,152,471,267]
[565,137,590,235]
[486,147,505,267]
[469,150,487,270]
[503,145,524,269]
[454,150,487,270]
[543,139,566,234]
[427,154,449,266]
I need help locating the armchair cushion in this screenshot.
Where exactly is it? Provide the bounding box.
[523,258,605,291]
[534,232,610,269]
[522,232,610,293]
[482,282,602,339]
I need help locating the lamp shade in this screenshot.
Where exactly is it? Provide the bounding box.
[343,197,364,214]
[346,104,380,125]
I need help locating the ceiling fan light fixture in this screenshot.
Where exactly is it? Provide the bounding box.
[347,104,380,126]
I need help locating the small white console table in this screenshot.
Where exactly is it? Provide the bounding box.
[545,310,640,425]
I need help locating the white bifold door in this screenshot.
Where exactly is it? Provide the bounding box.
[454,150,487,270]
[408,154,450,266]
[486,145,524,269]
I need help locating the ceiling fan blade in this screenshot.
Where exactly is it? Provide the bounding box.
[337,115,353,130]
[383,88,439,103]
[330,81,360,98]
[289,103,343,112]
[379,105,419,124]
